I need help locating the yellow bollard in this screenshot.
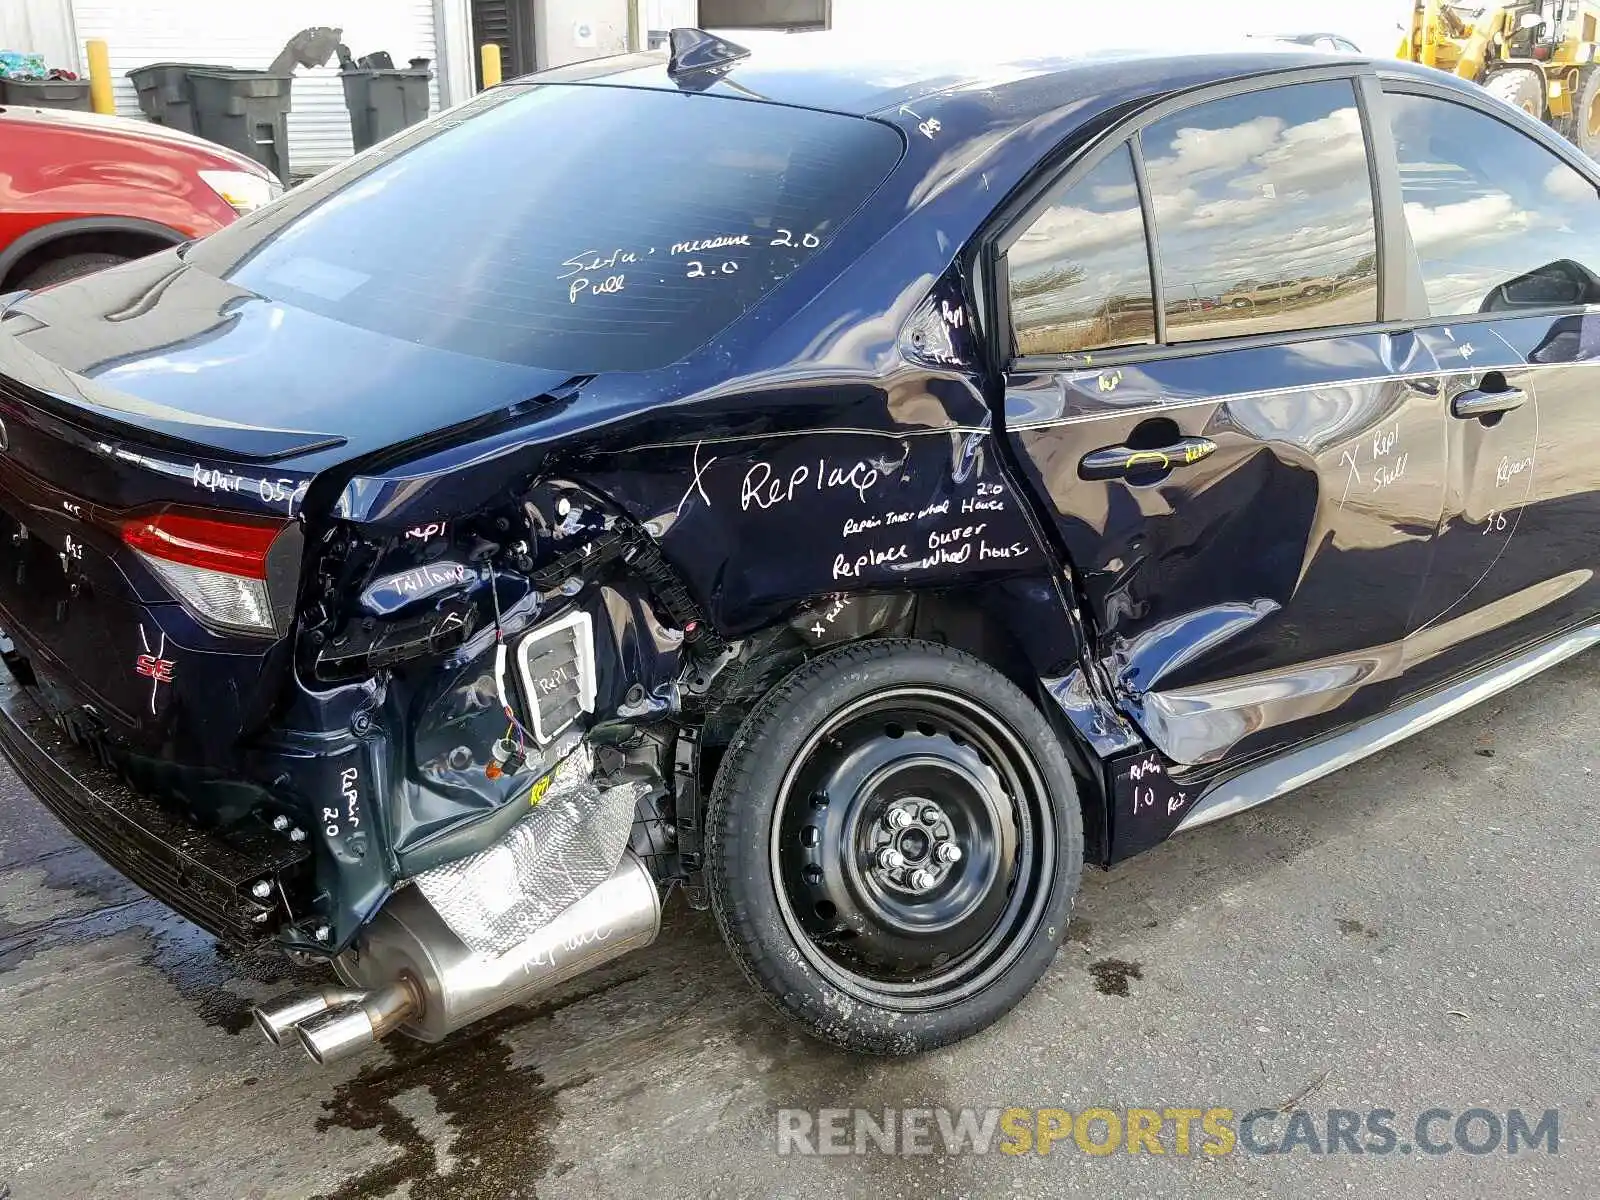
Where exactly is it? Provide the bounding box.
[480,43,503,89]
[85,39,115,115]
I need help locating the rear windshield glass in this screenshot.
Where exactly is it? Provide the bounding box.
[187,85,903,373]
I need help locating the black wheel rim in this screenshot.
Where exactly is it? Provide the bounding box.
[769,686,1056,1009]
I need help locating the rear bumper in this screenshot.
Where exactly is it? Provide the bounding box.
[0,671,308,946]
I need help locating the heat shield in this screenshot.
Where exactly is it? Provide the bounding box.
[412,741,647,957]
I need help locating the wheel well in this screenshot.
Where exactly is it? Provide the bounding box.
[907,591,1109,856]
[1,228,176,290]
[904,591,1038,693]
[697,590,1041,749]
[693,588,1110,858]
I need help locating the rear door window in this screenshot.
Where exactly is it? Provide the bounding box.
[1005,144,1156,356]
[1140,80,1380,342]
[187,85,903,373]
[1385,92,1600,316]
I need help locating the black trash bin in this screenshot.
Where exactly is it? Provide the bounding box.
[186,69,295,182]
[340,63,431,152]
[126,62,231,134]
[0,78,92,111]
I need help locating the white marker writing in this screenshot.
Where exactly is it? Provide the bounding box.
[1496,455,1533,487]
[557,248,638,280]
[832,545,909,578]
[671,235,752,255]
[570,274,624,303]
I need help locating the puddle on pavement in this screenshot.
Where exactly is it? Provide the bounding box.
[1087,958,1143,997]
[0,841,315,1034]
[1335,917,1381,939]
[312,972,643,1200]
[145,917,319,1034]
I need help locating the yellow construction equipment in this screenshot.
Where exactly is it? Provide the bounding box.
[1398,0,1600,155]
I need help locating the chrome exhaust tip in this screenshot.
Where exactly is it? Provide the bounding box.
[295,1004,378,1065]
[293,979,421,1065]
[252,986,368,1046]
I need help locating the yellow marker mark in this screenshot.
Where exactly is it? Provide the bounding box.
[528,773,554,807]
[1123,450,1171,471]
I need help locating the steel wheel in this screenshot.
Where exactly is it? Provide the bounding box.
[771,687,1053,1007]
[708,640,1083,1053]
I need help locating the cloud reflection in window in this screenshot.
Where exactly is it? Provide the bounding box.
[1388,93,1600,317]
[1141,81,1379,343]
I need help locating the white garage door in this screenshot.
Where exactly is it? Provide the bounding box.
[73,0,441,178]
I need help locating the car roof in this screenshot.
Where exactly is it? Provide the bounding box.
[1256,32,1358,43]
[524,29,1418,126]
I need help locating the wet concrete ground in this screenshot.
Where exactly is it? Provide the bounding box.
[0,657,1596,1199]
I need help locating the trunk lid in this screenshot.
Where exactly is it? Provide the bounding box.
[0,255,570,758]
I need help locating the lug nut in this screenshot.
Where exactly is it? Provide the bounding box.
[250,880,272,899]
[252,911,270,924]
[271,815,290,832]
[886,808,913,830]
[921,806,943,826]
[877,848,906,871]
[910,868,937,891]
[936,843,963,864]
[313,925,331,943]
[289,827,307,843]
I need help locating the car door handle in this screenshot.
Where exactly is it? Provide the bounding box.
[1078,436,1219,481]
[1451,386,1527,420]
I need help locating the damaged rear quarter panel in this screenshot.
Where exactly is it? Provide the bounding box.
[574,421,1053,638]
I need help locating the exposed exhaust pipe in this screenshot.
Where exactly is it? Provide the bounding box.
[253,853,661,1063]
[296,979,422,1065]
[252,986,369,1045]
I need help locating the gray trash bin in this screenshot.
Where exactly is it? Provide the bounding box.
[187,69,295,182]
[340,63,431,152]
[126,62,232,134]
[0,78,92,111]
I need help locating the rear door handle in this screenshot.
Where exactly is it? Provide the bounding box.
[1451,386,1526,420]
[1079,436,1219,481]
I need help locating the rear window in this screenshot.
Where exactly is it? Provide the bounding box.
[186,85,903,373]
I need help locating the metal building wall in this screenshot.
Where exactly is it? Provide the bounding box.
[70,1,442,178]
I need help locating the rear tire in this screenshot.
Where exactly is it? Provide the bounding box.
[1572,67,1600,157]
[1485,68,1546,120]
[15,252,129,290]
[706,639,1084,1055]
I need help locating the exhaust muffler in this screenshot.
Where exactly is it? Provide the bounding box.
[253,852,660,1063]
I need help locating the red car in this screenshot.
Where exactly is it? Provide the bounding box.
[0,104,282,291]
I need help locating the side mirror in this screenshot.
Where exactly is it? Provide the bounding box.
[1481,259,1597,312]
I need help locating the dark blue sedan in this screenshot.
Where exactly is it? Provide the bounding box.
[0,27,1595,1059]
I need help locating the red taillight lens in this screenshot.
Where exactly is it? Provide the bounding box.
[120,508,286,635]
[121,510,282,580]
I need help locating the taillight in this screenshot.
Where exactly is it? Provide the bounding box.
[121,509,285,635]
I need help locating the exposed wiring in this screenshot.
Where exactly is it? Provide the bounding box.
[489,570,537,750]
